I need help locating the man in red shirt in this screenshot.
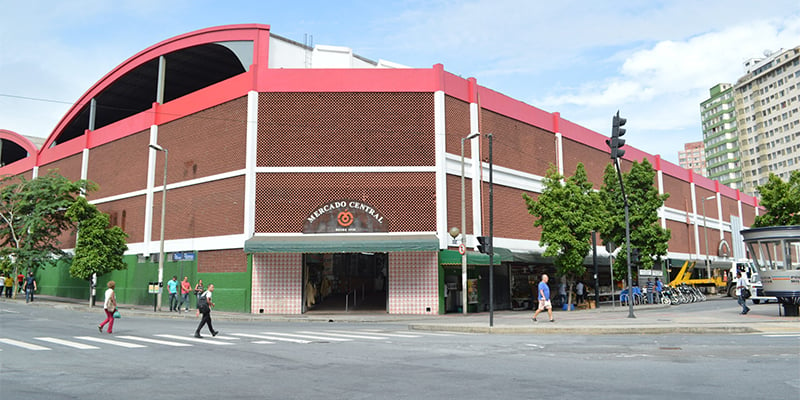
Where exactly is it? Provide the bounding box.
[178,277,192,312]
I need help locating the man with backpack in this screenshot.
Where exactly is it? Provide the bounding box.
[195,284,219,338]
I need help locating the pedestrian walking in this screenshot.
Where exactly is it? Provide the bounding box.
[24,272,37,303]
[178,276,192,312]
[195,284,219,338]
[4,274,12,298]
[532,274,554,322]
[167,275,179,312]
[736,272,750,315]
[98,281,117,334]
[194,279,204,317]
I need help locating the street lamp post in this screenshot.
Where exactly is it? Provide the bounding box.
[461,132,480,315]
[701,195,716,281]
[149,143,168,312]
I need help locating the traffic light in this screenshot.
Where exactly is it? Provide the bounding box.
[606,110,627,159]
[476,236,491,254]
[630,248,640,266]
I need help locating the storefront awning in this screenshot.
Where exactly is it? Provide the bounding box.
[439,248,513,265]
[244,233,440,253]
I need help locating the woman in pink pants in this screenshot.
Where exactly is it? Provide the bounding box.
[98,281,117,333]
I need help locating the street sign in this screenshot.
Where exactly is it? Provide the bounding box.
[458,243,466,255]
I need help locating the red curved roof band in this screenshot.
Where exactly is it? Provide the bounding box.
[42,24,272,151]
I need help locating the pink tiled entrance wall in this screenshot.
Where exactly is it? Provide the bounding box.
[388,251,439,315]
[251,253,302,314]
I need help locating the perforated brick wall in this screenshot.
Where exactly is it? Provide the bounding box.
[479,109,556,175]
[254,172,436,233]
[257,92,435,167]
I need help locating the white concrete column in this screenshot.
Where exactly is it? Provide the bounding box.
[434,90,448,249]
[243,91,259,239]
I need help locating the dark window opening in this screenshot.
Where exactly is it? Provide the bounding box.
[1,139,30,167]
[53,41,252,146]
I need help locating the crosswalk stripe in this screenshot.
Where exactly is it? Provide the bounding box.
[232,333,312,344]
[74,336,146,348]
[210,335,239,341]
[335,329,420,338]
[252,340,276,344]
[154,334,233,345]
[313,331,389,340]
[0,338,51,351]
[260,331,351,342]
[116,336,192,347]
[35,337,99,349]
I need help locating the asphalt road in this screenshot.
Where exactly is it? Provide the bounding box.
[1,300,798,399]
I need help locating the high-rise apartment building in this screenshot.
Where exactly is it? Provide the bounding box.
[700,46,800,197]
[734,46,800,197]
[678,141,707,175]
[701,83,740,187]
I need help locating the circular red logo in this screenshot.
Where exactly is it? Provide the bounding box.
[337,210,354,227]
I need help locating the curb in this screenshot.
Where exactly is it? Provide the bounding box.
[408,324,759,335]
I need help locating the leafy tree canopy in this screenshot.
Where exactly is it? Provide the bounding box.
[599,159,671,280]
[523,163,602,295]
[65,197,128,280]
[753,171,800,227]
[0,171,95,275]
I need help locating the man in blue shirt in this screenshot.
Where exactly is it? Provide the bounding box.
[532,274,554,322]
[167,276,179,312]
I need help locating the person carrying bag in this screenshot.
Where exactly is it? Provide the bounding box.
[98,281,117,334]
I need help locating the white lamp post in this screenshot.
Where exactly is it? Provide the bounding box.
[149,143,168,311]
[461,132,480,314]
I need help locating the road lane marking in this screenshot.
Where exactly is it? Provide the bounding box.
[231,333,312,344]
[333,329,420,338]
[116,336,192,347]
[313,331,389,340]
[154,334,233,345]
[252,340,276,344]
[0,338,51,350]
[74,336,146,348]
[260,331,351,342]
[35,337,99,350]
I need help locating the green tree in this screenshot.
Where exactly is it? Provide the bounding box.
[0,171,93,297]
[65,196,128,280]
[599,159,671,281]
[753,171,800,227]
[523,163,601,307]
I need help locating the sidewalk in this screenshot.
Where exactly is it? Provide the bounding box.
[9,295,799,335]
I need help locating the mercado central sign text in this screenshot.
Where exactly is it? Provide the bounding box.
[303,200,387,233]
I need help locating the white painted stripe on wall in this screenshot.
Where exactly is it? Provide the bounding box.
[434,90,448,249]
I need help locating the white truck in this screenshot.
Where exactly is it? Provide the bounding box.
[726,260,776,304]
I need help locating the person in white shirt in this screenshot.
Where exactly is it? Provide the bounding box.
[736,272,750,315]
[194,284,219,338]
[98,281,117,334]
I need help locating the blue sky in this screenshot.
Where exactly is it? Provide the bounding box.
[1,0,799,164]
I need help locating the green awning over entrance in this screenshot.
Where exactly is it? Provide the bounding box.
[439,248,512,265]
[244,233,440,253]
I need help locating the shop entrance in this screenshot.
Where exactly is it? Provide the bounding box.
[302,252,388,313]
